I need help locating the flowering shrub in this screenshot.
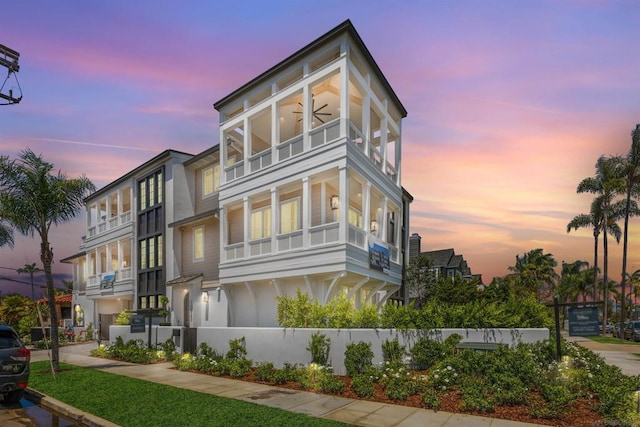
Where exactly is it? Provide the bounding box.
[344,341,373,376]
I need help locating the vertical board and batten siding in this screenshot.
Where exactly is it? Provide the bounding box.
[180,218,220,281]
[194,166,220,214]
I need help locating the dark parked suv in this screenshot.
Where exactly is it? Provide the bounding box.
[0,325,30,403]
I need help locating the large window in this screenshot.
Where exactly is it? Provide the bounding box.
[280,198,300,234]
[348,208,363,228]
[203,165,220,196]
[193,226,204,261]
[139,169,163,211]
[251,207,271,240]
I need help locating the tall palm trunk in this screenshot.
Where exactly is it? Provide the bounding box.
[593,230,599,302]
[603,226,609,335]
[40,235,59,371]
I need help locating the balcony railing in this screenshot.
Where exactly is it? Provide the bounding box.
[310,118,340,148]
[87,210,133,238]
[225,161,245,182]
[225,242,244,261]
[249,237,272,257]
[250,149,272,173]
[348,224,366,248]
[278,135,303,161]
[309,223,339,246]
[276,230,303,251]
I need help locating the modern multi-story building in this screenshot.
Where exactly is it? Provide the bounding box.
[63,19,411,336]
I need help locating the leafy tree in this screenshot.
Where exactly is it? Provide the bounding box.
[0,294,33,329]
[617,124,640,329]
[404,254,437,308]
[0,149,95,371]
[575,156,624,331]
[17,262,42,300]
[430,275,481,304]
[508,248,558,299]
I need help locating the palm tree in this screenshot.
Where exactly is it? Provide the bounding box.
[627,269,640,320]
[575,156,624,333]
[618,124,640,330]
[508,248,559,299]
[567,199,605,301]
[557,260,592,304]
[17,262,42,300]
[0,149,95,371]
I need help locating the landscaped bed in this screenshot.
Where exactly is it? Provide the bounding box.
[90,334,640,427]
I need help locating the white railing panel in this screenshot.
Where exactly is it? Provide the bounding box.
[348,224,365,248]
[249,239,272,256]
[109,217,118,229]
[278,135,303,161]
[276,231,303,251]
[121,211,132,223]
[250,150,272,173]
[309,223,340,246]
[225,161,244,182]
[225,243,244,261]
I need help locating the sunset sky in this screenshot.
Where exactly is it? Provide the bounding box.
[1,1,639,295]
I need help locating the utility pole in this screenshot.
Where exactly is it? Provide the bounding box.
[0,43,22,105]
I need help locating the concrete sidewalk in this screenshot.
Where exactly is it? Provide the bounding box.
[29,342,545,427]
[562,333,640,377]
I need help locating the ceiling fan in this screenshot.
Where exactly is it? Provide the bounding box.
[293,94,332,124]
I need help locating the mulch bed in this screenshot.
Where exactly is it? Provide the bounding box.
[222,368,605,427]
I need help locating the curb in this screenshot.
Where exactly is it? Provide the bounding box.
[25,389,119,427]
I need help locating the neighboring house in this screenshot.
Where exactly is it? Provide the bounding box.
[62,150,193,339]
[62,19,411,332]
[37,293,72,327]
[408,233,482,284]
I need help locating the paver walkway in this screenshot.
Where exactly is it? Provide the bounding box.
[28,342,545,427]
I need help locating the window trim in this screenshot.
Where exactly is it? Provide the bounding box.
[202,164,220,198]
[250,206,271,241]
[193,225,205,262]
[279,197,301,235]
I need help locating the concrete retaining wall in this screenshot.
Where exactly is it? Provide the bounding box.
[109,326,549,375]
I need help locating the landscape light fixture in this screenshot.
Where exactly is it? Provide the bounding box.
[330,195,339,210]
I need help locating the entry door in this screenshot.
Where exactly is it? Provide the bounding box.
[183,292,190,327]
[99,313,117,341]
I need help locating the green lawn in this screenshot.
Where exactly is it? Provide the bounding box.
[587,336,640,345]
[29,362,348,427]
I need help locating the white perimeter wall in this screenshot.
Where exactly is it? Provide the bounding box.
[200,327,549,375]
[110,326,549,376]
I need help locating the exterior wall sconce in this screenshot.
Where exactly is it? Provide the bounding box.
[370,220,378,233]
[74,304,81,313]
[330,195,339,210]
[202,291,209,303]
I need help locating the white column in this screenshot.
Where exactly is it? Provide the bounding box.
[363,92,371,159]
[381,197,388,243]
[380,116,388,174]
[339,167,348,243]
[272,102,279,163]
[363,183,371,235]
[339,62,348,139]
[271,188,278,251]
[243,117,250,173]
[302,177,310,248]
[220,207,227,262]
[117,240,123,271]
[303,84,311,152]
[243,196,250,257]
[320,182,327,225]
